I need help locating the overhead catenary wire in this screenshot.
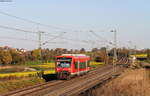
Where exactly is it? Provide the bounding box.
[0,25,67,43]
[0,11,118,49]
[90,30,128,49]
[0,11,106,46]
[42,32,67,46]
[0,25,95,48]
[0,25,88,44]
[44,31,95,45]
[0,36,68,47]
[89,30,113,45]
[0,36,38,42]
[0,25,37,34]
[0,11,72,31]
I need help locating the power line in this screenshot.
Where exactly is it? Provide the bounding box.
[42,32,67,46]
[0,25,67,43]
[43,31,92,44]
[0,25,87,44]
[0,11,71,31]
[0,11,107,45]
[0,36,69,50]
[46,32,67,41]
[0,25,37,34]
[0,36,38,42]
[0,25,101,49]
[0,11,119,48]
[0,11,98,49]
[89,30,112,44]
[0,24,70,40]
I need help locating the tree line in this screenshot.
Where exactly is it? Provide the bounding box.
[0,47,108,65]
[0,46,149,66]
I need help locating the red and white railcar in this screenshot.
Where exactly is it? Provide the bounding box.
[55,54,90,79]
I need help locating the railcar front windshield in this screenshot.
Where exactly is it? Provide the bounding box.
[57,58,72,68]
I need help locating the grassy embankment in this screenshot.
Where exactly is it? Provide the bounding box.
[94,68,150,96]
[90,61,104,68]
[0,77,45,94]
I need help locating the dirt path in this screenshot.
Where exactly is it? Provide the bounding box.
[0,66,15,69]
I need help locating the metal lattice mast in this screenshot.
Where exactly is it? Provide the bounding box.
[111,30,117,73]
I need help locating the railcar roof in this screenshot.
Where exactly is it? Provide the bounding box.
[56,55,90,58]
[61,54,86,56]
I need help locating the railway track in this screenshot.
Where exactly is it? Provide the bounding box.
[44,66,125,96]
[1,80,64,96]
[1,58,129,96]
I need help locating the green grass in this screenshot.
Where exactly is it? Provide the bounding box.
[0,70,55,78]
[29,67,54,71]
[90,61,104,68]
[24,60,43,66]
[0,67,24,73]
[130,54,148,57]
[146,60,150,63]
[22,61,55,65]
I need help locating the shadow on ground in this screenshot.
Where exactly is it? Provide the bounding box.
[42,74,57,82]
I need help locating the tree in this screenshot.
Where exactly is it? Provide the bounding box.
[99,48,107,62]
[31,49,40,60]
[147,49,150,60]
[42,49,51,61]
[0,48,3,65]
[92,48,98,52]
[80,48,86,53]
[1,50,12,65]
[10,49,25,64]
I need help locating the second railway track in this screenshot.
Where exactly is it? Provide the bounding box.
[1,80,64,96]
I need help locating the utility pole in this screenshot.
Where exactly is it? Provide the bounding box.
[38,31,44,64]
[37,31,45,78]
[106,45,109,65]
[111,30,117,73]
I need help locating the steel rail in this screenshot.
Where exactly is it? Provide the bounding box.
[1,80,64,96]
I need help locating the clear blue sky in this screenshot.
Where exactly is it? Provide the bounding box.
[0,0,149,50]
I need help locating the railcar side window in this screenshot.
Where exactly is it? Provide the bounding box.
[57,61,71,68]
